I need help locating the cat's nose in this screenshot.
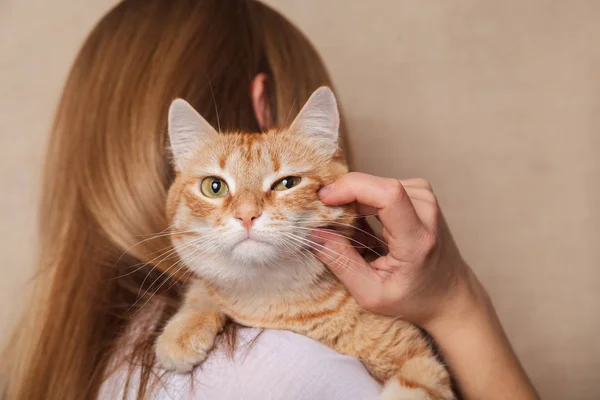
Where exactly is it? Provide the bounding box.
[235,208,262,230]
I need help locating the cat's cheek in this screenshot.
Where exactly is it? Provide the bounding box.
[313,207,343,224]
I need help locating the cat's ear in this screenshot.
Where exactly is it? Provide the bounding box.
[289,87,340,157]
[168,99,218,170]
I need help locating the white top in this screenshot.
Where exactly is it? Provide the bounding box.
[100,328,382,399]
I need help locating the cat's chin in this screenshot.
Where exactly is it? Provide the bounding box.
[229,238,281,265]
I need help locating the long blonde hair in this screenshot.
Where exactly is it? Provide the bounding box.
[1,1,347,398]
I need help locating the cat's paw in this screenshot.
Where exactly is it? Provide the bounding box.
[380,356,454,400]
[380,379,432,400]
[155,321,218,373]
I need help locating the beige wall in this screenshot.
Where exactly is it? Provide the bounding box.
[1,1,598,399]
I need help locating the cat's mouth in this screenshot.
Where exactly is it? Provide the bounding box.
[241,237,262,243]
[231,237,275,256]
[235,236,268,247]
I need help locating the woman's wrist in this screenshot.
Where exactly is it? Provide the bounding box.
[423,263,540,400]
[423,262,492,337]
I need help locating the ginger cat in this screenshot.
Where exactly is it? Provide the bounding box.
[155,88,454,400]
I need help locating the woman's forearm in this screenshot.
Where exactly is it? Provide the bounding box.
[425,269,540,400]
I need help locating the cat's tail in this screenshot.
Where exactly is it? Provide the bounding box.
[379,356,454,400]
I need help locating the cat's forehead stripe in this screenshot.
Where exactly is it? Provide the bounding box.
[271,150,280,172]
[221,138,275,172]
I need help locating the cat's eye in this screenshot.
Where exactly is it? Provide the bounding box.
[272,176,301,191]
[200,177,229,198]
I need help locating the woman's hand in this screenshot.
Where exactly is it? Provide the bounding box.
[313,172,540,400]
[313,172,473,328]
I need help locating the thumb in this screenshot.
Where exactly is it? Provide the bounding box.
[309,230,382,303]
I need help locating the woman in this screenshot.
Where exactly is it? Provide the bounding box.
[1,0,539,399]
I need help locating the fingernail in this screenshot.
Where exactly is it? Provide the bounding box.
[307,230,326,246]
[318,184,334,198]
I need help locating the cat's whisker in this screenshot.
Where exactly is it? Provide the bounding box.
[300,213,379,219]
[135,248,188,297]
[290,231,376,252]
[136,223,183,237]
[132,260,191,315]
[159,252,200,296]
[114,246,182,285]
[293,212,379,221]
[295,221,388,249]
[275,236,315,267]
[114,227,209,270]
[136,235,210,297]
[131,238,212,314]
[175,269,195,296]
[112,240,187,281]
[115,231,178,266]
[279,238,315,265]
[292,217,376,225]
[282,233,371,274]
[283,98,297,128]
[291,226,385,258]
[156,266,187,297]
[133,223,176,237]
[283,237,368,280]
[142,250,192,295]
[206,75,221,133]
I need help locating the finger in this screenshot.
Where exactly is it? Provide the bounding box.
[399,178,433,190]
[404,187,440,231]
[403,187,437,205]
[309,230,383,304]
[319,172,425,240]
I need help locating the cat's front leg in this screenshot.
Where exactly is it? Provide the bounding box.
[155,279,226,373]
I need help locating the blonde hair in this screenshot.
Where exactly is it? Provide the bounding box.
[1,0,347,398]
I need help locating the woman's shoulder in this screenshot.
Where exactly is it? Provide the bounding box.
[100,328,381,400]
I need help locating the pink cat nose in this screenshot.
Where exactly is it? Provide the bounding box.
[235,208,262,230]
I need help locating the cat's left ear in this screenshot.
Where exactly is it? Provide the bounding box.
[289,87,340,157]
[168,99,219,170]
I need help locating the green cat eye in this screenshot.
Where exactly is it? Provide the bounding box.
[200,177,229,198]
[272,176,301,191]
